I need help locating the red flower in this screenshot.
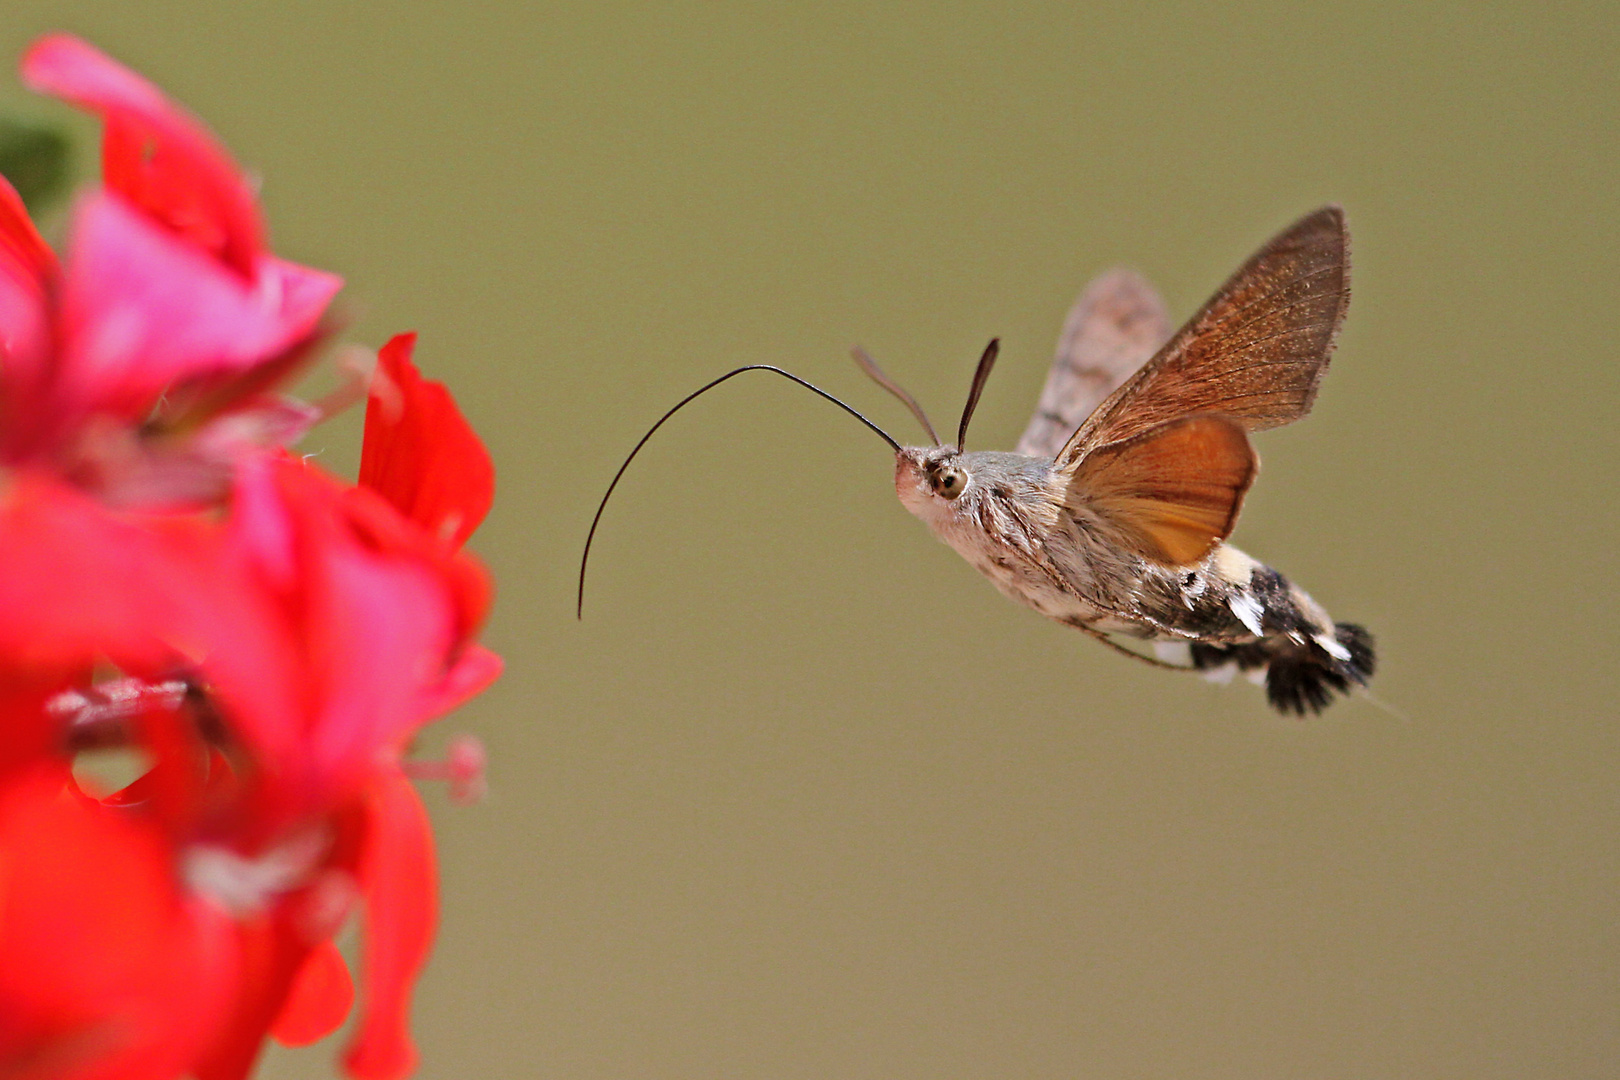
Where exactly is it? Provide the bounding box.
[0,451,495,1079]
[0,32,501,1080]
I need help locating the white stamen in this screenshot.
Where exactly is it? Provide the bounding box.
[47,688,90,714]
[183,830,328,916]
[49,678,187,725]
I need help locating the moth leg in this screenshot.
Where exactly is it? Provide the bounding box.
[1063,619,1193,672]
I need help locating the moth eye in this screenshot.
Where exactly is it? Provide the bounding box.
[936,467,967,500]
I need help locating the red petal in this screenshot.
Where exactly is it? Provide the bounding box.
[0,767,171,1015]
[189,917,296,1080]
[0,677,63,781]
[0,765,230,1080]
[0,176,54,428]
[22,34,264,276]
[0,172,56,284]
[343,770,438,1080]
[359,333,494,550]
[0,472,213,671]
[271,941,355,1048]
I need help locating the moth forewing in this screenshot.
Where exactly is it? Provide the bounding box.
[1057,206,1350,468]
[1063,414,1257,567]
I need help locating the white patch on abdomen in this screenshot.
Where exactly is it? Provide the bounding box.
[1154,642,1192,666]
[1229,592,1265,636]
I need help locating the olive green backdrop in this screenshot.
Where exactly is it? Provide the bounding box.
[4,2,1615,1077]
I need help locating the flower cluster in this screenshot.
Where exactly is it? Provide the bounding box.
[0,35,499,1080]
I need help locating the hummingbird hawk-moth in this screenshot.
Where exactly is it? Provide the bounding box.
[581,206,1374,715]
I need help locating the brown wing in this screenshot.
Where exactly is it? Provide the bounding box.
[1056,206,1350,469]
[1065,414,1257,566]
[1015,269,1170,459]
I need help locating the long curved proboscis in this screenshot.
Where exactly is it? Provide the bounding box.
[850,345,941,446]
[956,337,1000,452]
[577,365,901,619]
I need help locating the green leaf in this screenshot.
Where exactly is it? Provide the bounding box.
[0,117,72,215]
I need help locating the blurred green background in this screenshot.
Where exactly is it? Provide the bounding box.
[4,2,1616,1077]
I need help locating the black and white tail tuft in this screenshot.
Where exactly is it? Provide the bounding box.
[1191,622,1376,717]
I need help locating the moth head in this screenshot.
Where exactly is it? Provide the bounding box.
[859,336,1006,531]
[895,445,976,519]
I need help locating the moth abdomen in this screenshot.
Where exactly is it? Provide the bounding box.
[1169,556,1375,716]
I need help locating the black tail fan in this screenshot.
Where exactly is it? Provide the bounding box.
[1191,622,1375,717]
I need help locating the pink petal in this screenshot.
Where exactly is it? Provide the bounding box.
[343,770,438,1080]
[57,193,330,421]
[226,453,300,589]
[259,256,343,347]
[207,459,456,826]
[135,459,310,821]
[340,483,496,641]
[265,458,456,778]
[22,33,264,276]
[75,396,320,510]
[415,644,504,723]
[359,333,495,549]
[304,535,455,787]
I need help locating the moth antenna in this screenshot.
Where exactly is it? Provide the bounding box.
[578,365,901,619]
[956,337,1000,451]
[850,345,940,446]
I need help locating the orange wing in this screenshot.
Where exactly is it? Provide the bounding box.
[1065,414,1257,566]
[1057,206,1349,469]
